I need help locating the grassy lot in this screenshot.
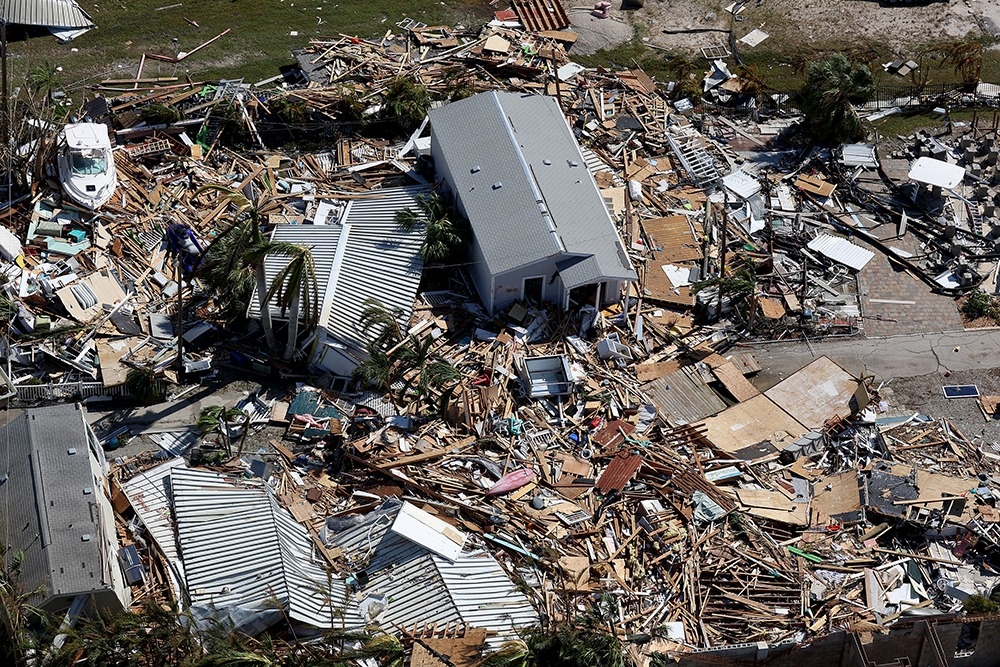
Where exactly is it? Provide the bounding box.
[7,0,490,99]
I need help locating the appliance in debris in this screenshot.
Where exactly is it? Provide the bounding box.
[518,354,574,398]
[56,121,117,210]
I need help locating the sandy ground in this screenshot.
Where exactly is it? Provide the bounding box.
[572,0,1000,57]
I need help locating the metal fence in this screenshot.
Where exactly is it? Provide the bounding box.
[15,381,129,402]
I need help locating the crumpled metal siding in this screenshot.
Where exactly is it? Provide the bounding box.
[171,467,360,631]
[327,501,538,645]
[121,458,188,596]
[3,0,95,28]
[807,233,875,271]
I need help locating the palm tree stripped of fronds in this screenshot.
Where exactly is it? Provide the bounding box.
[195,185,283,348]
[394,192,465,263]
[800,54,876,146]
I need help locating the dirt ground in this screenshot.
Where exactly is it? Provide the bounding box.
[879,368,1000,447]
[572,0,1000,57]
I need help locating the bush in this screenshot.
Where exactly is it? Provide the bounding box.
[962,289,995,320]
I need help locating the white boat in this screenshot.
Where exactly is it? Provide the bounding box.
[56,121,117,210]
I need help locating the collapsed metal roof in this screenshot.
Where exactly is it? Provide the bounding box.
[2,0,94,28]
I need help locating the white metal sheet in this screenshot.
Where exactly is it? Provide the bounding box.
[806,234,875,271]
[908,157,965,189]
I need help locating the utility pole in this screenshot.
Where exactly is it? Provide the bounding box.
[175,253,184,375]
[716,187,729,321]
[1,18,8,147]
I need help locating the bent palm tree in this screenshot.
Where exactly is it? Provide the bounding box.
[195,185,283,348]
[395,192,465,263]
[260,243,320,362]
[800,54,876,146]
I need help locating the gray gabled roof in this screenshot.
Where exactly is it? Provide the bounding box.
[428,91,635,284]
[2,0,95,28]
[0,404,111,607]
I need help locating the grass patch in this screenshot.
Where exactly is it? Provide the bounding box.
[571,40,673,82]
[6,0,490,102]
[871,108,979,139]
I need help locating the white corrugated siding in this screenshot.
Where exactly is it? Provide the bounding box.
[436,551,539,643]
[3,0,94,28]
[121,458,188,601]
[171,467,361,633]
[806,233,875,271]
[327,500,538,645]
[251,186,427,355]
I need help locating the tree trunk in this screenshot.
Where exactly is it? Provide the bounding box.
[256,262,276,349]
[282,288,300,362]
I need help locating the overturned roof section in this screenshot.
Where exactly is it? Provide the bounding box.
[326,499,538,646]
[428,91,635,285]
[251,185,427,353]
[0,404,115,607]
[2,0,95,28]
[171,467,362,635]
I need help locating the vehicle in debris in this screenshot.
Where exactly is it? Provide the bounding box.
[56,120,117,210]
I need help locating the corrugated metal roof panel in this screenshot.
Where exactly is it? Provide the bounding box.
[251,186,426,355]
[806,233,875,271]
[172,467,361,634]
[121,458,188,598]
[595,452,644,494]
[3,0,94,28]
[327,500,537,645]
[642,365,728,425]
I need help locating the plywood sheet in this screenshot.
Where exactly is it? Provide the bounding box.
[712,361,760,402]
[736,488,809,526]
[764,356,858,429]
[695,394,806,454]
[641,216,703,263]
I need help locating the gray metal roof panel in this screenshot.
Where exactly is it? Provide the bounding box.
[171,467,361,632]
[642,365,729,425]
[121,458,188,596]
[429,92,635,283]
[327,500,537,644]
[2,0,95,28]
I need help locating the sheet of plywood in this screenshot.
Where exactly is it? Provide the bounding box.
[695,394,807,455]
[641,216,703,263]
[764,356,858,430]
[635,360,682,382]
[712,361,760,402]
[736,488,809,526]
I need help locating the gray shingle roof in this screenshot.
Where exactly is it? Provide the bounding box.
[428,91,635,284]
[2,0,95,28]
[0,404,111,607]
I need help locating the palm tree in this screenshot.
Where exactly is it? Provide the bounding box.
[800,54,876,146]
[394,192,465,264]
[260,244,319,363]
[381,76,431,131]
[0,547,50,667]
[394,335,461,406]
[195,185,283,349]
[941,39,984,85]
[358,298,405,349]
[125,366,163,406]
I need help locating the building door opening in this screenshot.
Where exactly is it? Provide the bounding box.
[523,276,544,304]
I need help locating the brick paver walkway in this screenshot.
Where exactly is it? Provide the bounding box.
[856,229,963,337]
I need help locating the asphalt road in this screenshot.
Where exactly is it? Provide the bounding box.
[748,328,1000,389]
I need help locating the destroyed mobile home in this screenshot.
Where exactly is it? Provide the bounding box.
[6,7,1000,666]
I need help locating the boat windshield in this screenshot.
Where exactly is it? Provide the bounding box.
[69,148,108,176]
